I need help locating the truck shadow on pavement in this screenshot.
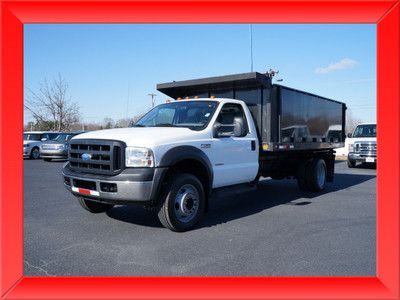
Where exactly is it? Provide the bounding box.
[106,172,375,230]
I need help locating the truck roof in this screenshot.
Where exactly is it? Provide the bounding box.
[166,98,243,104]
[24,131,60,134]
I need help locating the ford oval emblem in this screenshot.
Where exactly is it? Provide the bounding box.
[81,153,92,161]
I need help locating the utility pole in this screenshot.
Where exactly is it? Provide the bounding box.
[249,24,254,72]
[148,93,157,108]
[126,87,130,119]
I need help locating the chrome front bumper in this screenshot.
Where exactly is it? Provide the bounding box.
[62,163,167,204]
[348,152,377,163]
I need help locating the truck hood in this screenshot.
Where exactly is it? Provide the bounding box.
[347,137,376,143]
[23,140,40,145]
[71,127,198,147]
[42,140,66,146]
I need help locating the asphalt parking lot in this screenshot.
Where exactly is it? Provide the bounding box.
[24,159,376,276]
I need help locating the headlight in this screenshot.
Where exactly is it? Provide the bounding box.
[125,147,154,167]
[24,144,30,148]
[348,143,354,152]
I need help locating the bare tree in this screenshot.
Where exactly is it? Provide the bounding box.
[102,117,115,129]
[25,75,80,132]
[346,109,362,134]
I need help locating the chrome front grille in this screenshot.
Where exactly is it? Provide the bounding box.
[42,144,61,150]
[355,142,376,156]
[68,139,125,175]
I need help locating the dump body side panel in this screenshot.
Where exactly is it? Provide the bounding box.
[279,86,345,144]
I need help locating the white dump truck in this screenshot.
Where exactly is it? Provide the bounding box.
[62,72,346,231]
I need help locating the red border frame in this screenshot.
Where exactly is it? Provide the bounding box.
[1,1,399,299]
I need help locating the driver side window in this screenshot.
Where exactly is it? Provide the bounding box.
[215,103,248,137]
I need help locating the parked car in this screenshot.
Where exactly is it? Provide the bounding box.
[346,123,377,168]
[62,72,346,231]
[23,131,59,159]
[41,131,85,161]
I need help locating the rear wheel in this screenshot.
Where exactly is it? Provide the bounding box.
[30,147,40,159]
[77,197,114,213]
[297,160,310,191]
[306,159,327,192]
[158,173,205,232]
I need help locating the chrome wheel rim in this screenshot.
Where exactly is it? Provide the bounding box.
[317,163,326,188]
[174,184,199,223]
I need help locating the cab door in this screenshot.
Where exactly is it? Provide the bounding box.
[209,103,259,188]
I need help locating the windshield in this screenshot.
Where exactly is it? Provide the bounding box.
[353,124,376,138]
[23,133,41,141]
[133,101,218,130]
[54,134,73,142]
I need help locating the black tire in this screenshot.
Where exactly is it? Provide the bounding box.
[347,159,356,168]
[297,160,310,191]
[43,158,52,162]
[306,159,327,192]
[77,197,114,213]
[157,173,205,232]
[30,147,40,159]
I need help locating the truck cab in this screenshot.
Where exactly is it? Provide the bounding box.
[63,98,259,231]
[346,123,377,168]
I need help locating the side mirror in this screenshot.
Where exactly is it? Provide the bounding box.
[233,117,246,137]
[347,133,352,138]
[41,138,47,141]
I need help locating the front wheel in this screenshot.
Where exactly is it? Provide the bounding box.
[30,147,40,159]
[78,197,114,213]
[158,173,205,232]
[347,159,356,168]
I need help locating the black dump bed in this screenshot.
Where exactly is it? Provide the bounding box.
[157,72,346,151]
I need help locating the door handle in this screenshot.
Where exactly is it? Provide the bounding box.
[251,140,256,151]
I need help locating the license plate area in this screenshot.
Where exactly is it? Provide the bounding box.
[71,179,100,196]
[73,179,96,190]
[366,157,375,163]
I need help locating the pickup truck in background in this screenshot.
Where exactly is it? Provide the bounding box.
[346,123,377,168]
[62,72,346,231]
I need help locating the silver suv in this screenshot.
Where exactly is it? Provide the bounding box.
[23,131,59,159]
[41,131,84,161]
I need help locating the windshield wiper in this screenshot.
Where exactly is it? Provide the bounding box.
[155,123,176,127]
[131,124,145,127]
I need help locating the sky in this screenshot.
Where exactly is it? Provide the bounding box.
[24,24,376,125]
